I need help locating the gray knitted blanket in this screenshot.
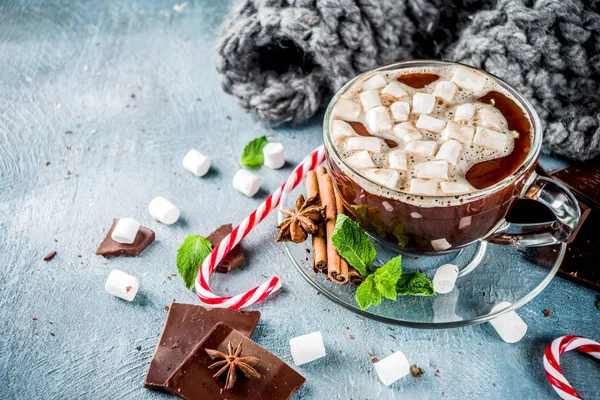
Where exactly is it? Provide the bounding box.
[216,0,600,161]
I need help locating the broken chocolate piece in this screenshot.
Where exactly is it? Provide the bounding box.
[549,166,600,209]
[43,251,57,261]
[96,219,154,258]
[206,223,245,273]
[144,302,260,391]
[164,323,305,400]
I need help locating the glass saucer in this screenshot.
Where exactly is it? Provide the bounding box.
[279,181,565,328]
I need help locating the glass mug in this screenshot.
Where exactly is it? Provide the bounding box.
[324,60,581,254]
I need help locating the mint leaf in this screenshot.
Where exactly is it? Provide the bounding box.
[373,256,402,300]
[331,214,376,276]
[176,235,213,290]
[355,275,382,310]
[240,136,268,168]
[396,272,436,297]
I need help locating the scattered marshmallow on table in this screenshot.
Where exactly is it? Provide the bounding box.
[390,101,410,122]
[363,168,400,189]
[478,107,506,131]
[443,121,475,144]
[365,106,392,133]
[387,149,407,170]
[148,196,180,225]
[409,179,438,195]
[345,137,386,153]
[374,350,410,386]
[289,331,326,366]
[381,81,410,100]
[183,149,211,177]
[362,73,387,90]
[412,93,436,115]
[436,140,462,165]
[454,103,476,123]
[431,238,452,251]
[451,66,487,94]
[332,98,362,121]
[440,182,470,194]
[263,142,285,169]
[331,120,357,142]
[415,114,446,133]
[413,161,449,180]
[105,269,139,302]
[433,80,457,102]
[433,263,459,294]
[233,169,261,197]
[405,140,438,157]
[474,127,508,152]
[111,218,140,244]
[489,301,528,343]
[392,122,422,143]
[359,89,382,110]
[346,150,375,169]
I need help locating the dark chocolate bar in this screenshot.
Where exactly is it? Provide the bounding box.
[206,223,245,273]
[96,219,154,258]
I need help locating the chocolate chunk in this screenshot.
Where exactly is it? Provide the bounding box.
[206,223,245,273]
[164,323,305,400]
[144,303,260,391]
[95,219,154,258]
[549,166,600,209]
[43,251,57,262]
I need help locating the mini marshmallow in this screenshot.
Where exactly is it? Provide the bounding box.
[431,238,452,251]
[436,140,462,165]
[233,169,261,197]
[451,66,487,94]
[405,140,438,157]
[148,196,180,225]
[409,179,438,195]
[478,107,506,131]
[365,106,392,133]
[458,215,472,229]
[363,168,400,189]
[346,150,376,169]
[382,201,394,212]
[433,263,459,294]
[111,218,140,244]
[489,302,528,343]
[105,269,139,302]
[392,122,422,143]
[387,149,407,170]
[412,93,436,114]
[442,121,475,144]
[411,212,423,219]
[331,120,358,142]
[332,98,362,121]
[474,127,508,152]
[345,137,386,153]
[390,101,410,122]
[433,286,462,323]
[289,331,326,366]
[433,81,458,103]
[415,114,446,133]
[454,103,477,123]
[183,149,211,177]
[263,142,285,169]
[359,89,382,110]
[413,160,449,180]
[440,181,471,194]
[374,350,410,386]
[362,73,387,90]
[381,81,410,100]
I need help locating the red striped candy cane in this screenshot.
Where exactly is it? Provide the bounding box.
[543,335,600,399]
[194,145,327,309]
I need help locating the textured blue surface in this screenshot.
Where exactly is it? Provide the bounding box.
[0,1,598,399]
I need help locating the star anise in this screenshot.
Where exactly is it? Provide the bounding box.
[205,341,261,390]
[276,194,325,243]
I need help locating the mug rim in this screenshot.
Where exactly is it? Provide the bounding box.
[323,60,543,203]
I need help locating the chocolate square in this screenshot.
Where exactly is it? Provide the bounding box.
[549,166,600,209]
[144,303,260,390]
[206,223,245,273]
[164,323,305,400]
[96,219,155,258]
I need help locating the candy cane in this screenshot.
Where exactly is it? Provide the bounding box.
[195,145,327,309]
[543,335,600,399]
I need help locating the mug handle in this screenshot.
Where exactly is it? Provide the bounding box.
[483,173,581,247]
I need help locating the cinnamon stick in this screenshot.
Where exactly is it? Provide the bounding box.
[348,267,365,287]
[333,187,350,283]
[306,171,327,273]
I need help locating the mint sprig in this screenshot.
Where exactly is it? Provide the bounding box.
[396,272,436,297]
[331,214,376,277]
[176,235,213,290]
[240,136,268,168]
[355,256,402,310]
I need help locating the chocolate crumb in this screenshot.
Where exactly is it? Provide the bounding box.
[349,335,355,340]
[131,94,136,98]
[136,345,142,351]
[543,309,552,317]
[32,317,37,321]
[125,286,133,293]
[43,251,57,262]
[164,306,170,312]
[64,130,73,134]
[371,357,379,363]
[50,332,55,337]
[435,368,440,377]
[410,364,424,378]
[346,326,350,330]
[226,115,232,120]
[45,161,50,166]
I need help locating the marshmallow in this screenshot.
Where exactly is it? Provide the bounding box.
[405,140,438,157]
[387,149,407,170]
[413,160,449,180]
[105,269,139,301]
[332,99,362,121]
[451,66,487,94]
[489,302,528,343]
[409,179,438,195]
[363,168,400,189]
[433,286,462,323]
[458,216,472,229]
[148,196,180,225]
[433,81,458,103]
[346,150,376,169]
[381,81,410,100]
[392,122,422,143]
[374,350,410,386]
[111,218,140,244]
[431,238,452,251]
[362,73,387,90]
[331,120,358,142]
[233,169,261,197]
[263,142,285,169]
[412,93,436,114]
[454,103,476,123]
[390,101,410,122]
[474,127,508,152]
[436,140,462,165]
[289,331,326,366]
[433,263,459,294]
[345,137,386,153]
[359,89,382,110]
[183,149,211,177]
[442,121,475,144]
[365,106,393,133]
[478,107,506,131]
[440,181,471,194]
[415,114,446,133]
